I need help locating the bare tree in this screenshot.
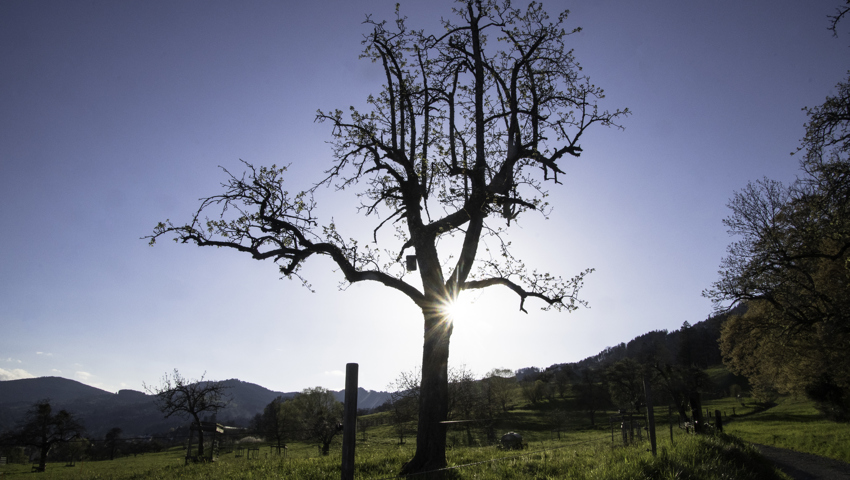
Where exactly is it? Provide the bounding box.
[147,0,626,472]
[386,369,421,445]
[144,370,229,459]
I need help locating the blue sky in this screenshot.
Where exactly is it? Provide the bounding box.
[1,0,847,394]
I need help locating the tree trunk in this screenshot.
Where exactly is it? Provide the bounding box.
[401,309,452,476]
[689,392,704,434]
[194,417,205,458]
[38,441,49,471]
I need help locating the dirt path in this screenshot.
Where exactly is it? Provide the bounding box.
[755,444,850,480]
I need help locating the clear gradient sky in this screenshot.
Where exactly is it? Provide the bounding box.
[1,0,847,394]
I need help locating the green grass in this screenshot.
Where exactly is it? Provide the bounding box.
[7,380,832,479]
[0,397,792,480]
[0,446,187,479]
[706,395,850,464]
[0,433,788,480]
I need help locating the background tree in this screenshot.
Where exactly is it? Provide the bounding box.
[484,368,516,414]
[147,0,626,472]
[290,387,343,455]
[143,370,229,458]
[6,401,85,472]
[358,418,370,442]
[552,365,574,399]
[573,368,610,427]
[519,378,546,405]
[545,408,568,440]
[386,368,421,445]
[104,427,122,461]
[255,396,297,454]
[604,358,646,414]
[652,363,710,425]
[706,70,850,420]
[446,365,479,446]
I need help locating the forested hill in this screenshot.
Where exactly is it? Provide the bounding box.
[553,306,746,374]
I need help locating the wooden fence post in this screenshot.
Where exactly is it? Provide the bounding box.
[341,363,359,480]
[643,376,657,457]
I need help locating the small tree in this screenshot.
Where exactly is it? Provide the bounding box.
[387,368,422,445]
[6,401,85,472]
[291,387,343,455]
[446,365,479,446]
[573,368,609,427]
[552,365,574,399]
[546,408,568,440]
[104,427,122,461]
[485,368,515,413]
[519,378,545,405]
[257,396,298,453]
[605,359,646,414]
[144,370,229,459]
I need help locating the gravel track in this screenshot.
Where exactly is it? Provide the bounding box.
[755,444,850,480]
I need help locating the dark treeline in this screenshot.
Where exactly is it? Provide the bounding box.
[561,307,744,375]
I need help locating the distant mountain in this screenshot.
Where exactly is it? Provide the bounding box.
[0,376,112,404]
[331,387,391,411]
[0,376,391,438]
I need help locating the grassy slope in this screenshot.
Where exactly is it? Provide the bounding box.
[704,395,850,464]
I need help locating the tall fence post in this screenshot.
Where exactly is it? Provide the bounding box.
[643,376,657,456]
[341,363,359,480]
[714,409,723,433]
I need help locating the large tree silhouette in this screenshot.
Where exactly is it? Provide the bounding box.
[148,0,626,472]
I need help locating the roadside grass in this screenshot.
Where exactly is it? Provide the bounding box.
[707,395,850,464]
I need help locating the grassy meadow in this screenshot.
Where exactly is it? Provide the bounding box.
[0,430,787,479]
[0,389,804,480]
[703,395,850,464]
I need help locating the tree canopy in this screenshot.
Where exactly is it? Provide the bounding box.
[706,71,850,420]
[148,0,626,472]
